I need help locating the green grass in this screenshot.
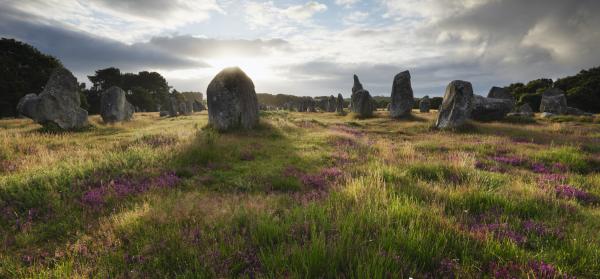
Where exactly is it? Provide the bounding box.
[1,111,599,278]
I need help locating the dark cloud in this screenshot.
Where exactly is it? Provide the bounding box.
[140,36,289,58]
[0,6,206,75]
[430,0,600,73]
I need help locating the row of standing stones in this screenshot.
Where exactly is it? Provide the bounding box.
[16,66,593,131]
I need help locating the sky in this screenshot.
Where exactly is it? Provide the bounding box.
[1,0,600,97]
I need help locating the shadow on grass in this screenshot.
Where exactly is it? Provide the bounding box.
[0,115,329,266]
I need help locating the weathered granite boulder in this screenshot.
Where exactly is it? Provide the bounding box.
[207,67,259,130]
[539,88,567,114]
[435,80,474,129]
[336,93,345,115]
[351,89,373,118]
[100,86,134,123]
[487,87,514,102]
[16,67,88,130]
[419,96,431,113]
[471,95,513,121]
[389,70,414,118]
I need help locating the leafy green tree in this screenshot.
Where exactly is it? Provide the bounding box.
[555,67,600,113]
[86,68,171,113]
[0,38,62,117]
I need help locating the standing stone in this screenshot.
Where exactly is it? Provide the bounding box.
[419,96,431,113]
[487,87,514,102]
[435,80,474,129]
[207,67,259,130]
[351,89,373,118]
[193,101,206,112]
[100,86,134,123]
[389,70,414,118]
[168,96,178,117]
[539,88,568,114]
[328,95,336,112]
[352,74,363,94]
[336,93,345,115]
[471,95,513,121]
[16,67,88,130]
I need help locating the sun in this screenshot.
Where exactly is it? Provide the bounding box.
[206,56,276,81]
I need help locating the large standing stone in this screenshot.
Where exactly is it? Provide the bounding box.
[471,95,514,121]
[328,95,337,112]
[168,96,179,117]
[336,93,345,115]
[435,80,474,129]
[419,96,431,113]
[352,74,363,94]
[539,88,567,114]
[487,87,514,102]
[351,89,373,118]
[207,67,259,130]
[16,67,88,130]
[100,86,134,123]
[389,70,414,118]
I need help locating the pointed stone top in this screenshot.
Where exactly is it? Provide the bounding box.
[352,74,363,94]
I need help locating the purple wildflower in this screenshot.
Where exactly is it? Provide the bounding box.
[81,188,106,209]
[283,166,302,177]
[555,185,597,204]
[489,261,521,279]
[527,261,571,279]
[471,223,526,245]
[491,156,525,166]
[153,172,181,188]
[438,258,459,277]
[320,167,343,180]
[532,163,549,174]
[475,161,505,173]
[300,174,327,189]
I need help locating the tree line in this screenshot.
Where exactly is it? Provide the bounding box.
[1,37,599,117]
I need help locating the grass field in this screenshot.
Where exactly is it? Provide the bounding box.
[1,110,599,278]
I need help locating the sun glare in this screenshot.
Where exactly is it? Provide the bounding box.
[206,56,276,81]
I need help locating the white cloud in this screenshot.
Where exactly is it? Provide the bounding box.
[335,0,359,8]
[244,1,327,32]
[5,0,222,42]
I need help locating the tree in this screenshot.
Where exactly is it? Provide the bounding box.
[0,38,62,117]
[86,68,172,112]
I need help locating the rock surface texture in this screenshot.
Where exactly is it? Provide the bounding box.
[351,89,373,118]
[435,80,474,129]
[336,93,345,115]
[389,71,414,118]
[16,67,88,130]
[487,87,514,102]
[471,95,514,121]
[539,88,568,114]
[419,96,431,113]
[207,67,259,131]
[100,86,134,123]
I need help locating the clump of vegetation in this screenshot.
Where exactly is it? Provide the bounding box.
[1,111,599,278]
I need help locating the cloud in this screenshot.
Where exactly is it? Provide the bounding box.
[244,1,327,32]
[335,0,359,8]
[4,0,222,42]
[142,36,289,58]
[0,6,206,78]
